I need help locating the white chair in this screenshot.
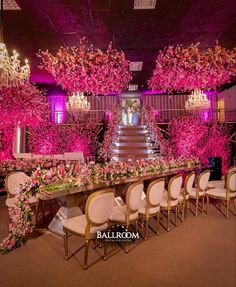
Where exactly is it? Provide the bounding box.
[5,171,39,225]
[109,181,144,253]
[206,170,236,218]
[63,189,114,269]
[160,174,183,232]
[64,152,84,162]
[178,171,195,221]
[207,166,236,189]
[138,178,165,240]
[188,170,210,216]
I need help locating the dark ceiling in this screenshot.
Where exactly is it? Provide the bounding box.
[3,0,236,90]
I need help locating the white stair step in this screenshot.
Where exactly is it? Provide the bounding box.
[118,125,147,129]
[114,145,153,150]
[114,142,153,147]
[113,149,155,155]
[117,130,148,135]
[112,155,157,161]
[118,135,149,140]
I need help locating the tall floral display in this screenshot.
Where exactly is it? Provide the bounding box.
[148,42,236,92]
[0,84,49,160]
[168,116,231,172]
[37,40,132,95]
[28,120,99,156]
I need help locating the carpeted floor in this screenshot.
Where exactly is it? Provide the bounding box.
[0,195,235,287]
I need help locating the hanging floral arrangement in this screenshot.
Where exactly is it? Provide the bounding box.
[148,42,236,92]
[37,40,132,95]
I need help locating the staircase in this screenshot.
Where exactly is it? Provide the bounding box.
[111,125,158,162]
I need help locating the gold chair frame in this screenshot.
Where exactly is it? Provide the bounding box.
[109,181,143,253]
[206,171,236,219]
[139,178,165,240]
[189,169,210,216]
[161,174,182,232]
[179,171,195,222]
[63,188,114,269]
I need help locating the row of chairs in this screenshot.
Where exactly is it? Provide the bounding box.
[63,168,236,269]
[4,167,236,269]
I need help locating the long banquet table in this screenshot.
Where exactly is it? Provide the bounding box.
[47,166,203,236]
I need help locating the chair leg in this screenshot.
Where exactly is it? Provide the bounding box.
[42,201,45,223]
[140,218,144,229]
[195,198,199,216]
[125,225,129,253]
[184,200,188,218]
[50,200,53,215]
[64,231,69,260]
[187,199,190,210]
[175,206,178,226]
[144,218,148,240]
[134,220,138,243]
[167,210,170,232]
[226,200,229,219]
[35,204,39,225]
[103,239,107,261]
[156,212,160,235]
[84,240,90,269]
[202,196,205,213]
[206,196,209,214]
[181,203,184,222]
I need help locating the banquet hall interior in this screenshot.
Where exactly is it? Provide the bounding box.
[0,0,236,286]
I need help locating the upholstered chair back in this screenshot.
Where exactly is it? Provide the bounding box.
[169,174,183,199]
[227,166,236,174]
[185,172,195,194]
[86,189,114,225]
[227,171,236,192]
[127,181,144,212]
[147,179,165,206]
[6,172,29,197]
[198,170,210,191]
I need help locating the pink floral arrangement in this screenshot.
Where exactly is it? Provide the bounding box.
[168,116,231,172]
[148,42,236,92]
[99,105,121,160]
[1,157,199,253]
[28,120,99,156]
[0,84,49,160]
[142,105,172,158]
[37,40,132,95]
[142,106,231,172]
[0,158,76,175]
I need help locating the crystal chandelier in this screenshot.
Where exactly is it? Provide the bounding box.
[185,90,210,110]
[0,0,30,87]
[66,92,91,112]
